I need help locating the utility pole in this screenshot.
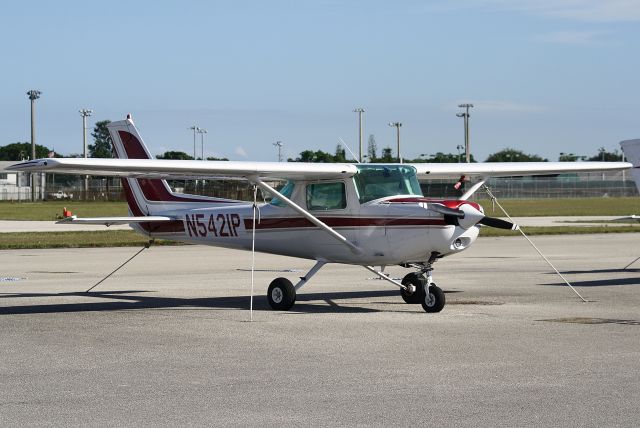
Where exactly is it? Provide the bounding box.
[353,108,365,162]
[27,90,41,201]
[388,122,402,163]
[456,103,473,163]
[189,125,200,159]
[197,128,208,160]
[273,141,283,162]
[79,108,93,198]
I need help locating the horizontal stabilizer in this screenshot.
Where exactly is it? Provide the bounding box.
[57,216,174,227]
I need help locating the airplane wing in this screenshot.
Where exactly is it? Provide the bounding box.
[57,216,174,226]
[409,161,632,179]
[8,158,359,181]
[10,158,630,181]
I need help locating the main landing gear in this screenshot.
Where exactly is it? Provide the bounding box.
[266,261,326,311]
[267,278,296,311]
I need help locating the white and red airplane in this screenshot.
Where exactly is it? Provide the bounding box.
[9,117,632,313]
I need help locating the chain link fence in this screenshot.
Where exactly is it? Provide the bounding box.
[0,171,637,202]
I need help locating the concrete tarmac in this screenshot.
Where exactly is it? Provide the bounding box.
[0,234,639,426]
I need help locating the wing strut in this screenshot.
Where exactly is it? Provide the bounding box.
[254,178,363,255]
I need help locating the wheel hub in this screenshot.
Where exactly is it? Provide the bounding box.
[425,292,436,307]
[271,288,283,303]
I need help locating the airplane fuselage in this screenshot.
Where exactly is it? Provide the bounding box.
[136,196,480,265]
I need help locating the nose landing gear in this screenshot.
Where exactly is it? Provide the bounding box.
[400,252,445,313]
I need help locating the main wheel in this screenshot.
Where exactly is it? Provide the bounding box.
[421,283,445,313]
[400,272,424,304]
[267,277,296,311]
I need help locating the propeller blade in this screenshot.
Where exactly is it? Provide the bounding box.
[428,203,464,218]
[479,216,519,230]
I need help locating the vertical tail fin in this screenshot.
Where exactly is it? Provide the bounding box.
[107,116,240,216]
[620,139,640,194]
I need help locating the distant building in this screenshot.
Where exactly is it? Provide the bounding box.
[0,161,35,201]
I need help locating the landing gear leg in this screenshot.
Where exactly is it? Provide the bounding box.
[266,261,326,311]
[400,253,446,312]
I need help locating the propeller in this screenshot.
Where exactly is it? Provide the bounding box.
[428,202,519,231]
[478,216,519,230]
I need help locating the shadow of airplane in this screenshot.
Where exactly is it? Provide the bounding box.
[0,288,436,316]
[543,277,640,287]
[545,268,640,275]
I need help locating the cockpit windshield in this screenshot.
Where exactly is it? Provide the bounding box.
[353,164,423,203]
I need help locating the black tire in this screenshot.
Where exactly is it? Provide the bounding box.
[421,283,445,313]
[267,277,296,311]
[400,272,424,304]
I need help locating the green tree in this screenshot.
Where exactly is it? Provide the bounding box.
[334,144,346,162]
[0,142,51,160]
[378,147,394,163]
[367,134,377,162]
[157,151,194,160]
[485,148,547,162]
[408,152,476,163]
[558,152,586,162]
[587,148,623,162]
[89,120,113,158]
[288,149,337,162]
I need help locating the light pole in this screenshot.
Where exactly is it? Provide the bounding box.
[388,122,402,163]
[273,141,283,162]
[353,108,365,163]
[197,128,208,160]
[189,125,200,159]
[79,108,93,197]
[27,90,41,201]
[456,144,464,163]
[456,103,473,163]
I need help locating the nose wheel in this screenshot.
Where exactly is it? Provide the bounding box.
[421,283,445,313]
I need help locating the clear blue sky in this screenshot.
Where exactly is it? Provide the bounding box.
[2,0,639,162]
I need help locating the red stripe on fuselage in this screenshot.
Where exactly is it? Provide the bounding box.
[243,217,446,230]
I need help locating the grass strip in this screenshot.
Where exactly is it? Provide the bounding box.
[479,224,640,237]
[474,197,639,217]
[0,230,181,249]
[0,201,128,221]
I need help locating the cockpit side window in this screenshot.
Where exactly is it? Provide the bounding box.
[353,165,422,203]
[306,182,347,211]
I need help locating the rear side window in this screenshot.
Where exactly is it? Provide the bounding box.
[306,182,347,210]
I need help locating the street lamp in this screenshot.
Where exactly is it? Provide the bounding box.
[27,90,41,201]
[457,103,473,163]
[353,108,365,163]
[189,125,200,159]
[273,141,283,162]
[456,144,464,163]
[79,109,93,197]
[388,122,402,163]
[197,128,208,160]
